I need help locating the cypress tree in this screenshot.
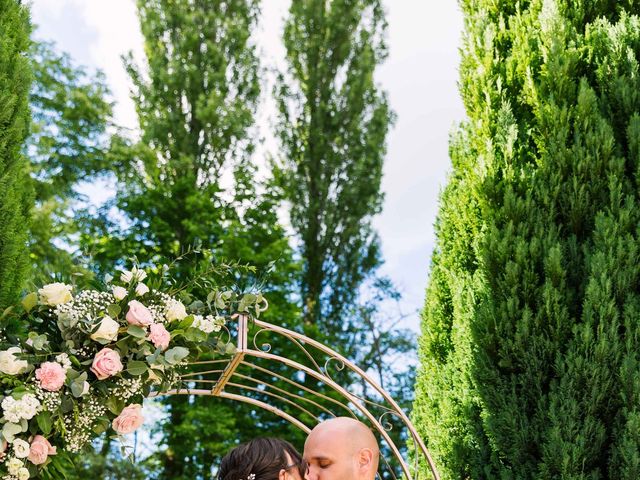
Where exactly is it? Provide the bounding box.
[414,1,640,479]
[0,0,33,311]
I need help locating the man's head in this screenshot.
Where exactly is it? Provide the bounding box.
[303,417,379,480]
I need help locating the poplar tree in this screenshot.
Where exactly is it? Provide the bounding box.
[275,0,393,331]
[89,2,300,478]
[414,2,640,479]
[0,0,33,311]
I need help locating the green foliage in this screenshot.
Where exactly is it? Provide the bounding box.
[75,1,303,478]
[414,2,640,479]
[274,0,394,329]
[27,40,114,285]
[0,0,34,311]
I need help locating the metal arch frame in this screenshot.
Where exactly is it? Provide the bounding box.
[151,316,440,480]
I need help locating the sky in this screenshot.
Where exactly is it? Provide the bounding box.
[29,0,466,333]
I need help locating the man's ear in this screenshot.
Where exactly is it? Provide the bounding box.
[357,448,374,470]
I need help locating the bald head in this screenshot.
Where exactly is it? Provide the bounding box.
[304,418,379,480]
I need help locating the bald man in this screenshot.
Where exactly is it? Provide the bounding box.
[303,417,379,480]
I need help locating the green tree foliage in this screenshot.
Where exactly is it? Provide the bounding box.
[275,4,416,474]
[76,2,301,478]
[0,0,34,311]
[27,40,114,284]
[274,0,394,330]
[414,1,640,478]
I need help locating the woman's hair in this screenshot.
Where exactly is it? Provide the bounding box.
[218,437,304,480]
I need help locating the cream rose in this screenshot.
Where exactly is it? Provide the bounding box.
[120,267,147,284]
[126,300,154,327]
[12,438,30,459]
[7,458,23,475]
[90,348,123,380]
[148,323,170,350]
[135,283,149,296]
[35,362,66,392]
[165,300,187,321]
[27,435,56,465]
[38,283,72,306]
[112,286,127,301]
[90,316,120,342]
[0,347,29,375]
[17,467,30,480]
[112,404,144,435]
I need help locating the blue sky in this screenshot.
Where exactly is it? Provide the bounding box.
[30,0,466,333]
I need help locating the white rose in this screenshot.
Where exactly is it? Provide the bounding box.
[0,347,29,375]
[112,286,127,301]
[193,315,214,334]
[12,438,30,458]
[7,457,23,475]
[135,283,149,296]
[18,467,30,480]
[120,270,133,283]
[165,300,187,321]
[90,316,120,343]
[38,282,72,306]
[120,267,146,284]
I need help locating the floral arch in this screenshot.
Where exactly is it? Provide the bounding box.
[0,270,439,480]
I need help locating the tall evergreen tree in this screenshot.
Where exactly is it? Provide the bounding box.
[274,0,393,331]
[414,1,640,479]
[0,0,33,311]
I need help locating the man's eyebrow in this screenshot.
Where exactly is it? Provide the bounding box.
[308,456,332,462]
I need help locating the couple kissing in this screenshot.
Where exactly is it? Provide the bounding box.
[218,417,379,480]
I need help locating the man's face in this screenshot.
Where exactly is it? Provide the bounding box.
[303,428,358,480]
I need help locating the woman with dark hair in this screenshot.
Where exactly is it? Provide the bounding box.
[218,438,307,480]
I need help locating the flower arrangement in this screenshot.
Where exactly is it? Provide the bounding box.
[0,264,267,479]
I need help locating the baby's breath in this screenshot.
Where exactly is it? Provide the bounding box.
[34,384,61,412]
[113,377,143,402]
[63,396,107,453]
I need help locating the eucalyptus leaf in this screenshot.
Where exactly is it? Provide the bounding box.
[185,327,207,342]
[127,325,147,338]
[164,346,190,364]
[127,360,149,376]
[70,380,87,397]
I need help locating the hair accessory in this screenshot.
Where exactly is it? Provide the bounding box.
[247,474,256,480]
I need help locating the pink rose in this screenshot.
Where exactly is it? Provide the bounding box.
[148,323,170,350]
[0,439,7,459]
[35,362,66,392]
[28,435,56,465]
[90,348,123,380]
[112,404,144,435]
[126,300,154,326]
